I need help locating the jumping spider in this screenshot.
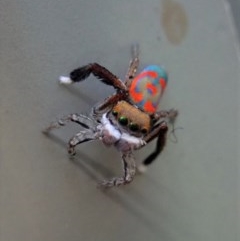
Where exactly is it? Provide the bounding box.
[43,45,178,188]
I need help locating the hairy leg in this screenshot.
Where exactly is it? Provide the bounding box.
[152,109,178,124]
[59,63,127,91]
[68,130,97,155]
[125,43,140,87]
[138,121,168,173]
[99,152,136,188]
[43,113,97,134]
[144,121,168,143]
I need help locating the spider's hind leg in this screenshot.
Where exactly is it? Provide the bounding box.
[68,130,97,156]
[125,43,140,87]
[99,152,136,188]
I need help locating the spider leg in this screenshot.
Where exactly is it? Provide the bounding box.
[138,121,168,173]
[91,93,126,122]
[125,43,140,87]
[91,92,127,120]
[152,109,178,124]
[96,92,127,111]
[43,113,96,134]
[99,152,136,188]
[59,63,127,91]
[68,130,97,156]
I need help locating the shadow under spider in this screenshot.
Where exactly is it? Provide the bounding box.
[43,132,114,182]
[43,132,169,236]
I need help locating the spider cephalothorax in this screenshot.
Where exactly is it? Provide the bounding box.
[44,45,178,187]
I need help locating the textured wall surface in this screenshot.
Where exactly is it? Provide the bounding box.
[1,0,239,240]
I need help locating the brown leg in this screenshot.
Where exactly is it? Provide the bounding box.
[96,92,127,111]
[60,63,127,91]
[137,121,168,172]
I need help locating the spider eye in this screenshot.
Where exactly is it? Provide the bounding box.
[129,122,139,132]
[141,128,148,134]
[112,110,118,116]
[118,116,128,126]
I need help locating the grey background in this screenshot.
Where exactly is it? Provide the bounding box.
[0,0,239,241]
[229,0,240,41]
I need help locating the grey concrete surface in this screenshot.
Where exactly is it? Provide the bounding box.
[229,0,240,41]
[0,0,239,241]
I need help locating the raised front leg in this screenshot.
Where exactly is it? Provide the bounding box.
[59,63,127,91]
[99,152,136,188]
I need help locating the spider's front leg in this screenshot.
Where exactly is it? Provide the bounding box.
[137,109,178,173]
[91,92,127,121]
[99,152,136,188]
[137,121,169,173]
[59,63,128,119]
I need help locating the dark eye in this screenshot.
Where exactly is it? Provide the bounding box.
[129,122,139,132]
[118,116,128,126]
[112,110,118,116]
[141,128,148,134]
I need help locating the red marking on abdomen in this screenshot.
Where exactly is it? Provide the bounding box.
[129,78,143,102]
[129,71,159,103]
[160,77,167,90]
[146,83,158,95]
[143,101,156,113]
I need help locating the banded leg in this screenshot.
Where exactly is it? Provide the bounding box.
[99,152,136,188]
[43,113,96,134]
[68,130,97,155]
[125,44,140,87]
[59,63,127,91]
[152,109,178,124]
[138,121,168,173]
[153,108,179,142]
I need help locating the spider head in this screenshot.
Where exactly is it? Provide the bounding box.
[109,100,151,137]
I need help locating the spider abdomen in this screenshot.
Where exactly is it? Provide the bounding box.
[129,65,168,114]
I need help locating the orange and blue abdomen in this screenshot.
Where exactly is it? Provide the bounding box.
[129,65,168,114]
